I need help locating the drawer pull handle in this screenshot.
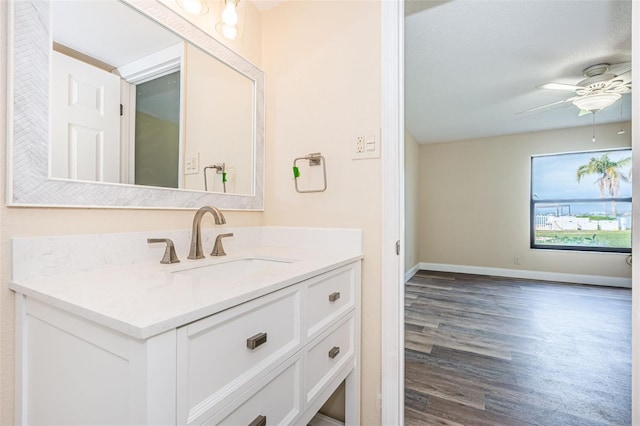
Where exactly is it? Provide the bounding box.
[329,346,340,359]
[328,292,341,302]
[248,415,267,426]
[247,332,268,350]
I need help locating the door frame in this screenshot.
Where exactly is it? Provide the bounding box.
[631,2,639,424]
[381,0,405,424]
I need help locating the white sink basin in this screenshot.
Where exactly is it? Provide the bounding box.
[173,257,295,280]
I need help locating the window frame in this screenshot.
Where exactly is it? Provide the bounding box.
[530,148,632,254]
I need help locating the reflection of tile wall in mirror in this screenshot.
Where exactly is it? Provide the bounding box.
[49,0,256,196]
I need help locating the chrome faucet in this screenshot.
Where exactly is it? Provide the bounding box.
[188,206,227,260]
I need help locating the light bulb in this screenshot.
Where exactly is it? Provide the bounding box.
[176,0,208,15]
[183,0,203,14]
[222,0,238,26]
[222,24,237,40]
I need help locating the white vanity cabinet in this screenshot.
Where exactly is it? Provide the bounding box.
[177,284,304,424]
[14,261,361,426]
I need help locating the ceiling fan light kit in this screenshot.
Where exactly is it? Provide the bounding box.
[571,92,622,112]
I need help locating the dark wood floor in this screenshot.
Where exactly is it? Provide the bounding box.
[404,271,631,426]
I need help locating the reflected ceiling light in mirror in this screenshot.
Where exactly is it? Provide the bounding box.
[176,0,209,15]
[216,0,239,40]
[221,24,238,40]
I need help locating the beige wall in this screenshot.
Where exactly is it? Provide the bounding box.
[419,122,633,278]
[261,1,382,423]
[0,3,263,423]
[405,129,420,275]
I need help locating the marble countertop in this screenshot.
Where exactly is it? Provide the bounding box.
[10,246,362,339]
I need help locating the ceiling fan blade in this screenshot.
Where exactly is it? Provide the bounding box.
[537,82,583,92]
[610,83,632,94]
[608,62,631,76]
[517,97,577,114]
[611,69,632,83]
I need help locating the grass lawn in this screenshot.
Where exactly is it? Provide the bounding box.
[535,230,631,248]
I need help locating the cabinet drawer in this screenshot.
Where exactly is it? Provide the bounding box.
[304,314,355,405]
[204,354,302,426]
[304,264,357,340]
[178,286,302,425]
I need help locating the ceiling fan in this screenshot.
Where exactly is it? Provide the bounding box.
[521,62,632,116]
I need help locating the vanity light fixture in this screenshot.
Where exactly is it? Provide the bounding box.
[216,0,240,40]
[176,0,209,15]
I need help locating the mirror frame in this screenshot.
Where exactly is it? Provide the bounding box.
[7,0,264,210]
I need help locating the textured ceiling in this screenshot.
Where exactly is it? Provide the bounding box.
[405,0,632,144]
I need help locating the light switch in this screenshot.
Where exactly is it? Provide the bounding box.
[185,154,199,175]
[365,135,376,151]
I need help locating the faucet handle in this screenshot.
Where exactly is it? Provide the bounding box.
[147,238,180,264]
[211,233,234,257]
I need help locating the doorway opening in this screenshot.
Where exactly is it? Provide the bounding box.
[134,71,181,188]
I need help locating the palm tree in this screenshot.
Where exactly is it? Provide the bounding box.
[576,154,631,217]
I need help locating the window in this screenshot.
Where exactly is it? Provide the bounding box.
[531,148,632,253]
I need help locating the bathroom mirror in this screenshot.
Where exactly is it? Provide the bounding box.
[7,0,264,209]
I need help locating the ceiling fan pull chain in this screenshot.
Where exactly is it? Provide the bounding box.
[592,113,596,143]
[618,101,626,135]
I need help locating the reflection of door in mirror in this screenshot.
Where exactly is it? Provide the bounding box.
[134,71,181,188]
[51,51,121,183]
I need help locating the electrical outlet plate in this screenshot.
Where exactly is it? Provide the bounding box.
[352,129,381,160]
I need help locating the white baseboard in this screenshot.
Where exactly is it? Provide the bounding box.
[418,262,632,288]
[405,263,420,282]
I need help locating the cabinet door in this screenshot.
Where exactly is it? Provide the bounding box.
[177,285,302,425]
[18,298,177,426]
